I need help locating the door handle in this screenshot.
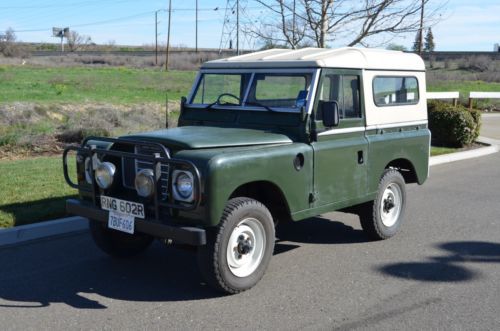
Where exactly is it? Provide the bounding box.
[357,151,364,164]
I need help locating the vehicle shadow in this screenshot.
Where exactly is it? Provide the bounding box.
[0,215,367,309]
[273,215,367,255]
[275,215,366,247]
[0,235,221,309]
[378,241,500,282]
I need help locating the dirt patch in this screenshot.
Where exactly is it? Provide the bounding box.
[0,102,179,160]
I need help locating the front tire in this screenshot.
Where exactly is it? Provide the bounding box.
[359,169,407,240]
[89,220,154,258]
[197,198,275,294]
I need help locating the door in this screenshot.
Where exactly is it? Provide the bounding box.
[311,69,368,208]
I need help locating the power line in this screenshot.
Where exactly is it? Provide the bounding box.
[12,11,155,33]
[8,4,264,34]
[0,0,136,10]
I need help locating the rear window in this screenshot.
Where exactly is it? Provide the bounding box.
[373,76,419,106]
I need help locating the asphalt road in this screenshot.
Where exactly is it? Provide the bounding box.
[1,153,500,330]
[481,113,500,140]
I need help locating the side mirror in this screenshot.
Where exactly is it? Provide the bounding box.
[321,101,340,127]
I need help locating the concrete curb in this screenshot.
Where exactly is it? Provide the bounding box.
[482,113,500,118]
[430,137,500,166]
[1,136,499,248]
[0,216,88,248]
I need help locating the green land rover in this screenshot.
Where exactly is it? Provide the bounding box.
[63,47,430,294]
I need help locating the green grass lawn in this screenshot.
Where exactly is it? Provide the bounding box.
[0,156,77,228]
[430,146,460,156]
[0,65,496,107]
[0,66,196,104]
[427,80,500,93]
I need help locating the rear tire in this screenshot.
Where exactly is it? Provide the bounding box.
[197,197,275,294]
[359,169,406,240]
[89,220,154,258]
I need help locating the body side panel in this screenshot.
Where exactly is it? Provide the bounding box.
[205,143,313,226]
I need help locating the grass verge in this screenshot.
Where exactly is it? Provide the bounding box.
[0,66,196,104]
[0,156,76,228]
[430,146,460,156]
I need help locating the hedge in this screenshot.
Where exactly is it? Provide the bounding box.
[428,100,481,147]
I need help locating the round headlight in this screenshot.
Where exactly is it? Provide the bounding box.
[174,171,194,200]
[135,169,155,198]
[95,162,116,189]
[84,157,93,184]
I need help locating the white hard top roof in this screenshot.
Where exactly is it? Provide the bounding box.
[202,47,425,71]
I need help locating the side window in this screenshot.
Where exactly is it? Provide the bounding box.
[316,73,361,120]
[342,75,361,119]
[373,76,419,106]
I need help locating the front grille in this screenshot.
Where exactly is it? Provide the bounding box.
[122,144,170,200]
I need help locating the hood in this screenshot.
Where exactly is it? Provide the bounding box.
[122,126,292,149]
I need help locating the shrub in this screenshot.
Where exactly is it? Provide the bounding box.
[57,127,110,143]
[457,56,493,72]
[428,100,481,147]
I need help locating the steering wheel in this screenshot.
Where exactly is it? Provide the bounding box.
[215,93,241,105]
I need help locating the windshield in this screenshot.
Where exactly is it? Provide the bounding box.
[190,71,314,112]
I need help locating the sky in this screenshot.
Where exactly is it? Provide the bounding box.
[0,0,499,51]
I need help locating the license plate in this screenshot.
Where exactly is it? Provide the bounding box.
[100,195,145,219]
[108,211,135,234]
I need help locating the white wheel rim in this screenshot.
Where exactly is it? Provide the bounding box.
[380,183,402,227]
[226,218,266,278]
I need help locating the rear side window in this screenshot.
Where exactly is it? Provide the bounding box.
[373,76,419,106]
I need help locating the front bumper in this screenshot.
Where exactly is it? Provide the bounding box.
[67,199,206,246]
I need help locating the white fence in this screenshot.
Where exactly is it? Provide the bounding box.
[468,92,500,109]
[427,92,459,106]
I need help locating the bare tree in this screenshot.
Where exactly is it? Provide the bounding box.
[0,27,21,57]
[253,0,442,48]
[247,1,308,49]
[66,31,92,52]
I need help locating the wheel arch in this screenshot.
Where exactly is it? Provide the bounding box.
[385,158,418,184]
[229,180,292,225]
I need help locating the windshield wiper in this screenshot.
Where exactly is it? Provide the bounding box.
[204,101,218,111]
[245,101,277,112]
[204,93,241,111]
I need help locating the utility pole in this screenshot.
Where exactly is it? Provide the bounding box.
[236,0,240,55]
[292,0,296,49]
[195,0,198,53]
[166,0,172,71]
[418,0,424,55]
[155,10,158,65]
